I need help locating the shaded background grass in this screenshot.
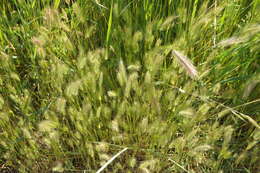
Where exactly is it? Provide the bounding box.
[0,0,259,172]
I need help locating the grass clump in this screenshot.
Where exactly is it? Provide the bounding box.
[0,0,259,172]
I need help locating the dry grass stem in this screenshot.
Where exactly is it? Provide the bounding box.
[96,148,128,173]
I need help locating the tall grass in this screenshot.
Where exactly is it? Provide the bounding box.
[0,0,259,172]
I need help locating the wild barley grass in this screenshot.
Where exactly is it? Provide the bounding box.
[172,50,198,79]
[0,0,259,172]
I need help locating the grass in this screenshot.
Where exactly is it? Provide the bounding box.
[0,0,259,172]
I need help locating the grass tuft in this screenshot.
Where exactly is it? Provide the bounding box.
[0,0,259,172]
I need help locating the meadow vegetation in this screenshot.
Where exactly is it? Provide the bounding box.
[0,0,259,172]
